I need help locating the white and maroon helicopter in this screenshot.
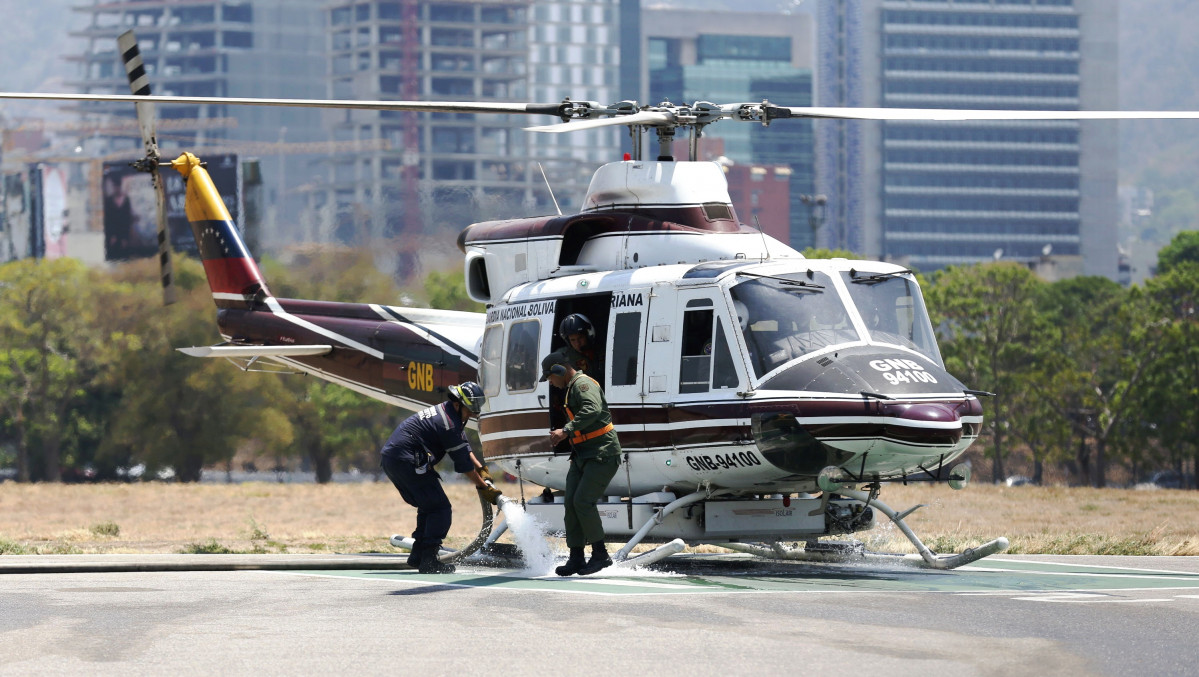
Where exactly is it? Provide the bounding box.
[7,31,1199,570]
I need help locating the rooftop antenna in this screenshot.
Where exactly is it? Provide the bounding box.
[752,214,770,261]
[537,162,562,216]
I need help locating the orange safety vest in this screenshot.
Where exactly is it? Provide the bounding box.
[564,375,615,444]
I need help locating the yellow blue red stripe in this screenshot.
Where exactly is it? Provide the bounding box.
[170,152,268,302]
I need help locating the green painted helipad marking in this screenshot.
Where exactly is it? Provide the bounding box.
[288,559,1199,596]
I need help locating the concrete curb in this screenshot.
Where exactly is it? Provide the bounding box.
[0,554,415,575]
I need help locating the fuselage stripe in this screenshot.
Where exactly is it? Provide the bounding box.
[264,297,384,359]
[370,304,480,367]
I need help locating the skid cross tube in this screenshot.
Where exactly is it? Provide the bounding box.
[837,487,1009,569]
[613,488,729,561]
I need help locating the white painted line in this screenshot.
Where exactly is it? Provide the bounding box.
[1012,595,1174,604]
[963,565,1199,582]
[983,558,1199,576]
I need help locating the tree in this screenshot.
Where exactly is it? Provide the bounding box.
[1137,262,1199,486]
[425,269,484,312]
[0,258,137,482]
[1039,276,1165,487]
[99,257,295,482]
[1157,230,1199,275]
[261,249,400,304]
[925,262,1046,483]
[800,247,859,260]
[285,379,397,483]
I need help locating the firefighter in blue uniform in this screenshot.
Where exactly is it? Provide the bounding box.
[542,353,622,576]
[380,382,501,574]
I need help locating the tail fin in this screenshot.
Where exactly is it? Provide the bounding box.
[170,152,270,309]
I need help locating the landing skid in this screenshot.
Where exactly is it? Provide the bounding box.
[715,537,1008,570]
[390,486,1007,572]
[391,534,686,571]
[714,487,1008,570]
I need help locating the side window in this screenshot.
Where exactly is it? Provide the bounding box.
[679,301,714,394]
[611,312,641,386]
[712,318,739,389]
[480,324,503,397]
[505,319,540,392]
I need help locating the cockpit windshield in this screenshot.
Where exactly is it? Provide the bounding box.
[841,271,943,367]
[730,270,860,378]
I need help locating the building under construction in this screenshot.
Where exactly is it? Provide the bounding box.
[67,0,329,247]
[321,0,547,260]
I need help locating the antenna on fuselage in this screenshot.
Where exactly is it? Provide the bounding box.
[537,162,562,216]
[752,214,770,261]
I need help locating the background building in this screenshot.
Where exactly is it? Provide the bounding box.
[819,0,1118,278]
[642,8,817,249]
[68,0,328,248]
[526,0,631,212]
[322,0,537,272]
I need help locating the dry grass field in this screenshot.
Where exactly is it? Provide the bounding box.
[2,481,1198,557]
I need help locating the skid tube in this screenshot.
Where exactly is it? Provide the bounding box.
[716,487,1008,570]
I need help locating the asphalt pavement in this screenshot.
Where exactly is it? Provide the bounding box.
[3,553,1199,676]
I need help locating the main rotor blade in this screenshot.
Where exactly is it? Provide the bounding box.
[525,110,676,133]
[0,91,567,117]
[779,106,1199,121]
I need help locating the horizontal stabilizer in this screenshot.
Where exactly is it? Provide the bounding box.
[177,344,332,358]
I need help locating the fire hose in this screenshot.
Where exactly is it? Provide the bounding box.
[435,482,508,564]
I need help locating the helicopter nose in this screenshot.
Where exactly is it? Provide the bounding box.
[884,402,964,446]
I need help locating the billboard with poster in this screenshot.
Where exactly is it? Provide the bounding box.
[103,154,240,262]
[39,165,69,260]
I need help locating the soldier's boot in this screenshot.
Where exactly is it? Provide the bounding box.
[577,541,612,576]
[555,547,586,576]
[417,544,456,574]
[406,539,425,568]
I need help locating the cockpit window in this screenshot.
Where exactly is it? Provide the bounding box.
[730,271,860,377]
[841,271,943,367]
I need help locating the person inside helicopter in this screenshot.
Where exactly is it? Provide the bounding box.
[546,313,605,454]
[558,313,604,385]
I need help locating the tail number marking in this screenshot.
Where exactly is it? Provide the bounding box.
[869,358,939,385]
[408,361,435,392]
[685,451,762,472]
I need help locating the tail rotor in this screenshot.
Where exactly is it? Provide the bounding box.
[118,29,177,306]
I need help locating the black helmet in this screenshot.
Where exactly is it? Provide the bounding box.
[448,381,486,414]
[558,313,595,342]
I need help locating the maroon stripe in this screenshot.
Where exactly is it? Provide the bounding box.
[461,210,755,248]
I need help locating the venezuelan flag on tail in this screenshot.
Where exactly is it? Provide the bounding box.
[170,152,269,309]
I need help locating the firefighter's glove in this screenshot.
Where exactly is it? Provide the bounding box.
[477,464,494,484]
[478,484,503,506]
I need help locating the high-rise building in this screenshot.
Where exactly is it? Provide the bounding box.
[642,9,817,249]
[322,0,538,257]
[819,0,1118,278]
[526,0,631,211]
[68,0,329,246]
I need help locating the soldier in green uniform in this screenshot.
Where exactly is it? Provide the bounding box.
[541,352,622,576]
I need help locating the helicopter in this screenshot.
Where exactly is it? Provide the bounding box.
[6,30,1199,570]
